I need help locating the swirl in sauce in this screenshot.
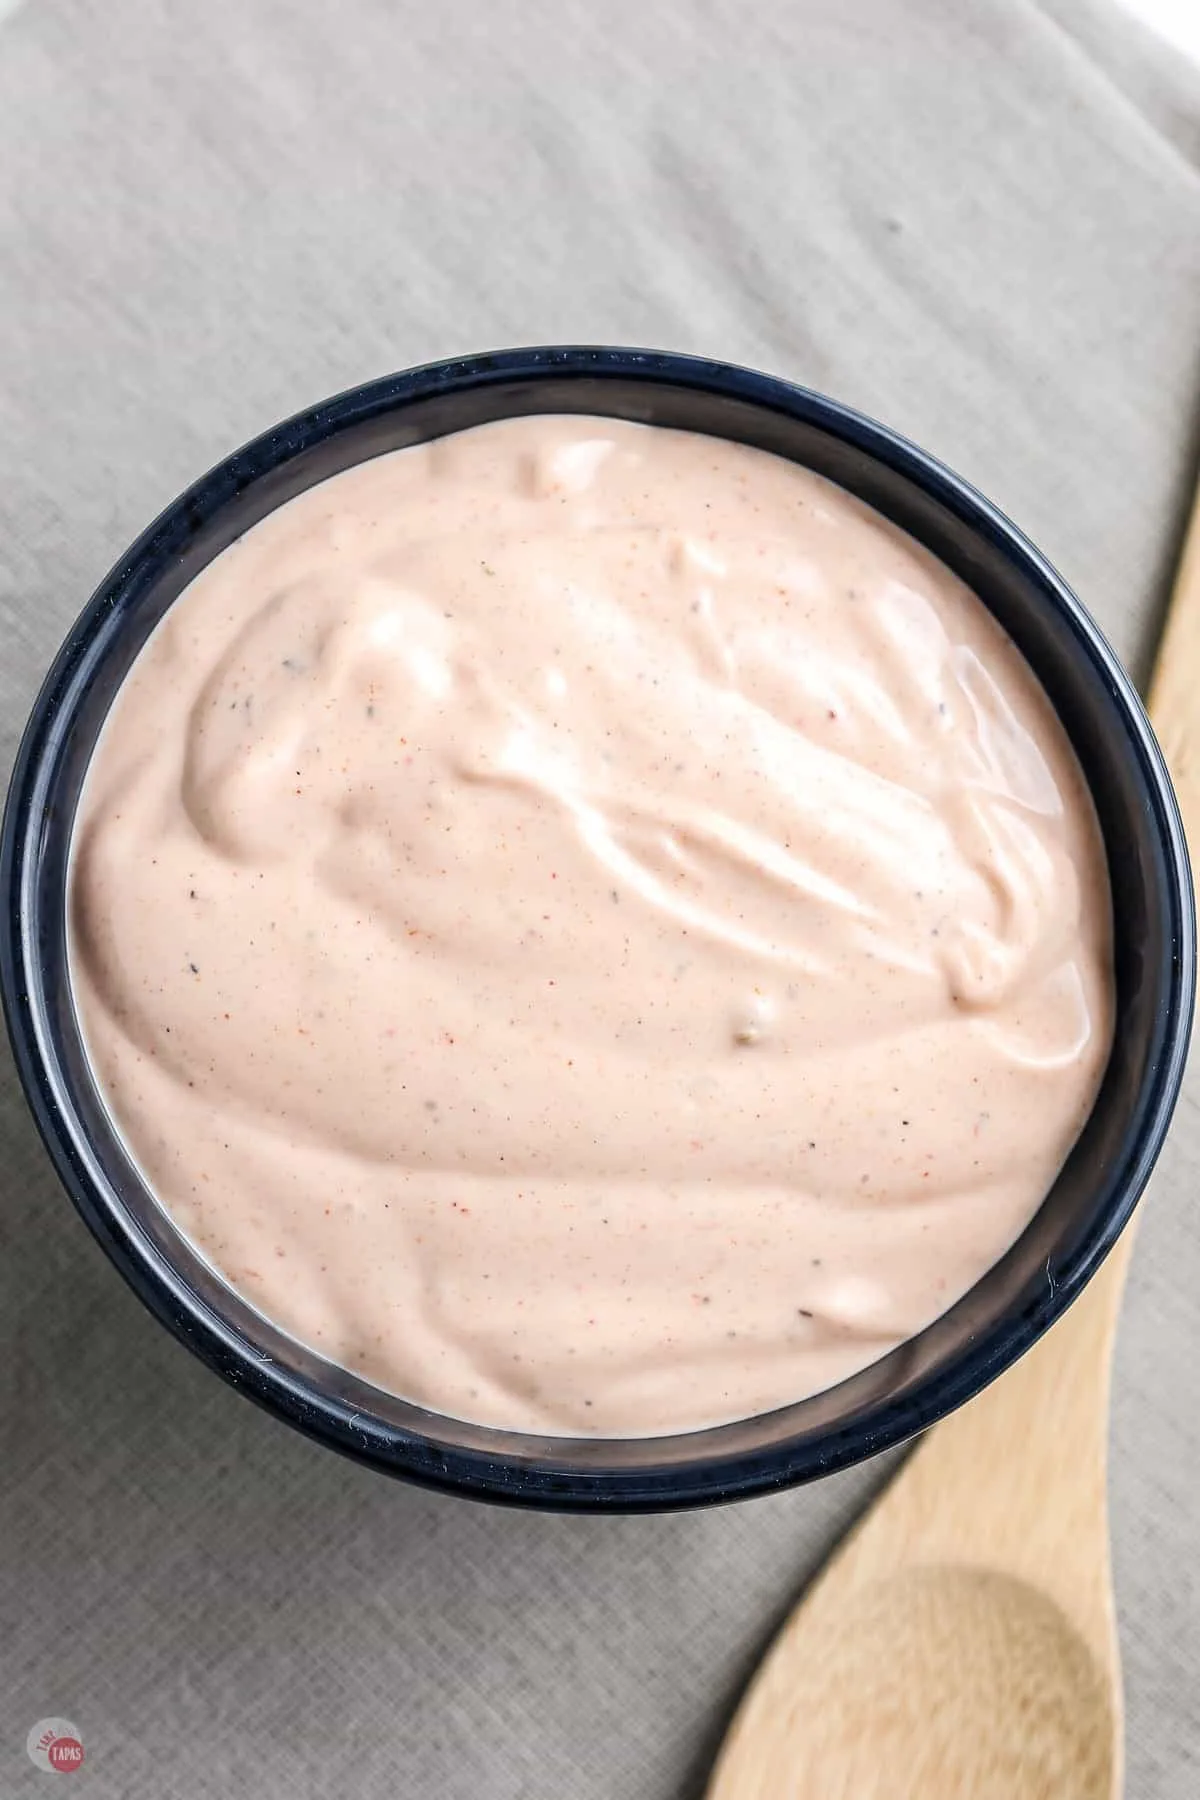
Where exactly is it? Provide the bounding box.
[69,417,1113,1435]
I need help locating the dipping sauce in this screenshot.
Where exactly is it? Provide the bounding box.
[69,416,1113,1436]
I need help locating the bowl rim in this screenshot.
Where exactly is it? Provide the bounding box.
[2,343,1194,1510]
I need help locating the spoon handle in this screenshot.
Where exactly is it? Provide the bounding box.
[1148,473,1200,852]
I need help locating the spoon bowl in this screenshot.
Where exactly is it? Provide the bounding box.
[715,1567,1112,1800]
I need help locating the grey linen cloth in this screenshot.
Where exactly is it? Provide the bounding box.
[2,1,1200,1793]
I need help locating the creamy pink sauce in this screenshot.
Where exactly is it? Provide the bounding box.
[69,416,1113,1437]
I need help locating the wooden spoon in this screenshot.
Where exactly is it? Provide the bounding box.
[707,490,1200,1800]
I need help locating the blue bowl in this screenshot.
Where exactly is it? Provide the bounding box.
[2,347,1193,1509]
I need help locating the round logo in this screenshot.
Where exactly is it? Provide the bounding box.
[26,1720,84,1776]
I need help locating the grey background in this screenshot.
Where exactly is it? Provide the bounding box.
[2,1,1200,1793]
